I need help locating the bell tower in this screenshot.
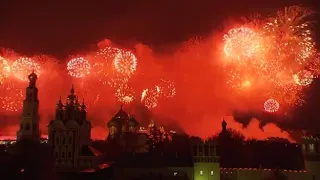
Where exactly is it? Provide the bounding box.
[16,71,40,142]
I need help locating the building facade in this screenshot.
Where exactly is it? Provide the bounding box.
[48,86,100,172]
[107,121,320,180]
[301,135,320,180]
[16,71,40,142]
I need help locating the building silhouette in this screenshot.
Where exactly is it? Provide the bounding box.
[16,71,40,142]
[107,105,139,139]
[2,73,320,179]
[48,85,101,172]
[301,135,320,180]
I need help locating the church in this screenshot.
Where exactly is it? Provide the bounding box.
[48,85,101,172]
[107,106,150,153]
[16,71,40,142]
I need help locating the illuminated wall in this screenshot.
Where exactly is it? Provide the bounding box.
[301,136,320,180]
[193,141,220,180]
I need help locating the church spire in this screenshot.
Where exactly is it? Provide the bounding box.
[222,118,227,133]
[56,96,63,110]
[70,84,75,94]
[67,84,76,103]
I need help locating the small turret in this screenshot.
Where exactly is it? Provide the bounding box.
[79,98,87,123]
[81,98,86,111]
[28,70,38,88]
[128,116,139,133]
[55,96,64,120]
[67,84,76,103]
[75,96,80,109]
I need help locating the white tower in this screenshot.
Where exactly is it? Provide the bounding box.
[301,135,320,180]
[16,71,40,142]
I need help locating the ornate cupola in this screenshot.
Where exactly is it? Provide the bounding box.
[55,96,64,120]
[67,84,76,104]
[28,69,38,88]
[128,116,139,132]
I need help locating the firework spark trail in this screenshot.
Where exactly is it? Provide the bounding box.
[0,81,24,112]
[141,86,161,109]
[156,79,176,98]
[115,83,135,104]
[0,56,10,84]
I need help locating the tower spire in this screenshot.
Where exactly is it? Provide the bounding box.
[70,84,75,94]
[17,72,40,142]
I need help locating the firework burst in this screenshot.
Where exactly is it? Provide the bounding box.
[115,83,135,104]
[92,47,120,84]
[11,57,41,82]
[223,27,264,60]
[67,57,91,78]
[293,70,313,86]
[264,99,280,113]
[114,49,137,77]
[158,79,176,98]
[0,56,10,84]
[223,5,318,109]
[0,82,24,112]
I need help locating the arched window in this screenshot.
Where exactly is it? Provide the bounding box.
[25,123,30,130]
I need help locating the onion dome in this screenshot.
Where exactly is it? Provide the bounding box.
[128,116,139,127]
[113,105,129,120]
[65,119,79,128]
[49,120,65,129]
[107,118,120,128]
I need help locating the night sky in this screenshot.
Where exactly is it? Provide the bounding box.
[0,0,320,134]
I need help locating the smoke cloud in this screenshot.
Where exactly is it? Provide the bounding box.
[0,35,293,142]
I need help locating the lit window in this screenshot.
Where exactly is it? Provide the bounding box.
[174,172,177,176]
[309,144,315,152]
[210,170,214,175]
[200,171,203,176]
